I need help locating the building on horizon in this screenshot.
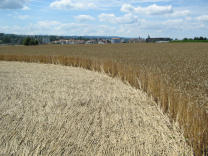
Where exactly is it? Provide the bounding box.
[111,38,121,43]
[85,40,96,44]
[121,39,129,43]
[138,36,146,43]
[42,36,50,43]
[146,34,170,43]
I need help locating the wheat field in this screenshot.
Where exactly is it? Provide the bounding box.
[0,43,207,155]
[0,61,193,155]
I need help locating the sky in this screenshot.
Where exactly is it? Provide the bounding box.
[0,0,208,39]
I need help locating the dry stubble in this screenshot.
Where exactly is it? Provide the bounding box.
[0,61,193,155]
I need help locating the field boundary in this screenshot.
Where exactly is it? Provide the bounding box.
[0,54,207,155]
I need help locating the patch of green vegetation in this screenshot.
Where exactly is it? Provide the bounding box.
[170,36,208,43]
[170,40,208,43]
[23,37,39,46]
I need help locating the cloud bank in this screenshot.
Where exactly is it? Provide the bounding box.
[50,0,96,10]
[196,15,208,21]
[121,4,173,15]
[0,0,30,9]
[98,13,139,24]
[74,15,95,22]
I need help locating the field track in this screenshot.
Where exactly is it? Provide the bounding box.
[0,61,192,155]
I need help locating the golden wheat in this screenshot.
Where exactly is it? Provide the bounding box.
[0,61,193,155]
[0,43,207,155]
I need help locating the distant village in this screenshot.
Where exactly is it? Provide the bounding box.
[0,33,172,46]
[42,35,170,44]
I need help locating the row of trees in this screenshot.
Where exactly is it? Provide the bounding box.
[171,36,208,42]
[0,33,41,45]
[23,37,39,46]
[1,36,11,43]
[0,35,23,44]
[183,36,207,41]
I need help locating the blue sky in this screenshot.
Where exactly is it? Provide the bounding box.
[0,0,208,39]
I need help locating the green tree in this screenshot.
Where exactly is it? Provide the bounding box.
[29,39,35,45]
[199,36,204,40]
[3,36,11,43]
[194,37,199,40]
[26,39,38,45]
[107,39,111,43]
[23,37,31,46]
[35,40,39,45]
[50,36,57,42]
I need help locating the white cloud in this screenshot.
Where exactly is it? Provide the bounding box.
[186,17,192,21]
[121,4,173,15]
[196,15,208,21]
[169,10,191,17]
[79,0,171,9]
[54,22,115,36]
[121,4,135,13]
[87,3,96,9]
[0,18,207,38]
[16,15,30,19]
[0,25,22,34]
[0,20,115,36]
[98,13,139,24]
[0,0,30,9]
[117,22,143,37]
[79,24,116,36]
[50,0,96,10]
[0,26,10,30]
[117,14,139,24]
[22,6,30,10]
[74,15,95,22]
[142,18,206,32]
[34,21,62,29]
[98,13,116,23]
[140,19,184,31]
[163,19,183,25]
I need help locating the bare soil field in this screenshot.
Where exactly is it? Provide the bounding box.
[0,61,193,155]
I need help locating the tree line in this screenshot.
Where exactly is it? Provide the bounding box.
[171,36,208,42]
[23,37,39,46]
[0,33,40,45]
[183,36,207,41]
